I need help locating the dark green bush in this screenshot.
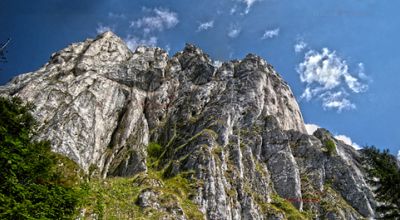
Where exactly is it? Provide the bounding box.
[325,139,336,156]
[147,142,162,159]
[0,96,79,219]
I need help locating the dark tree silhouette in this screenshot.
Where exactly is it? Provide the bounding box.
[0,96,80,219]
[362,146,400,219]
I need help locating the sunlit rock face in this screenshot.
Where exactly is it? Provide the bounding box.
[0,31,376,219]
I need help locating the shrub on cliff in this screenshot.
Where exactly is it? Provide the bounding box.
[325,139,336,156]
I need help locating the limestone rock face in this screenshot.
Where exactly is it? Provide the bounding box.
[0,31,376,219]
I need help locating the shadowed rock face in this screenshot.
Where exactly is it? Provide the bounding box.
[0,31,376,219]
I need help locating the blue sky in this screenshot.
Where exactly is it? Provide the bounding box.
[1,0,399,156]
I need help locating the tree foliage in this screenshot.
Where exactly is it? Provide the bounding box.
[147,142,162,159]
[325,139,336,156]
[362,146,400,219]
[0,96,79,219]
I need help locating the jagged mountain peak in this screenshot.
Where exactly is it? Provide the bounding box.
[182,43,205,54]
[0,32,377,219]
[98,30,120,39]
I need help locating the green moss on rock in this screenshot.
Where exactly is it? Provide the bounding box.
[77,142,204,219]
[271,194,311,220]
[78,170,203,219]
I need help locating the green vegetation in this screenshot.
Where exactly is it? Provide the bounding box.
[147,142,162,158]
[173,128,217,154]
[255,160,268,178]
[78,143,204,219]
[270,194,310,220]
[147,142,163,163]
[319,184,359,217]
[324,139,336,156]
[0,97,80,219]
[0,98,203,219]
[244,179,311,220]
[362,146,400,218]
[79,176,147,219]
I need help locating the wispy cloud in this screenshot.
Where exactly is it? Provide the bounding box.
[124,35,158,51]
[230,0,260,15]
[130,8,179,34]
[297,48,368,112]
[294,40,307,53]
[334,134,362,150]
[96,23,113,34]
[121,7,179,51]
[242,0,261,14]
[197,20,214,32]
[228,24,241,38]
[261,28,279,39]
[320,91,355,111]
[230,5,238,15]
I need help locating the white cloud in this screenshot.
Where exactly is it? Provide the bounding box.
[96,23,113,34]
[228,25,241,38]
[261,28,280,39]
[294,40,307,53]
[323,98,355,112]
[299,48,349,90]
[130,8,179,34]
[230,5,238,15]
[320,91,355,112]
[242,0,260,14]
[230,0,260,15]
[123,8,178,51]
[334,135,362,150]
[124,35,158,51]
[197,20,214,32]
[297,48,368,112]
[305,123,320,135]
[357,62,372,82]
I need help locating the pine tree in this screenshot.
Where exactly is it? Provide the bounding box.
[0,96,79,219]
[362,146,400,219]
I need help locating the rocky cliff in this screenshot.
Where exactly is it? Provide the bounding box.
[0,31,377,219]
